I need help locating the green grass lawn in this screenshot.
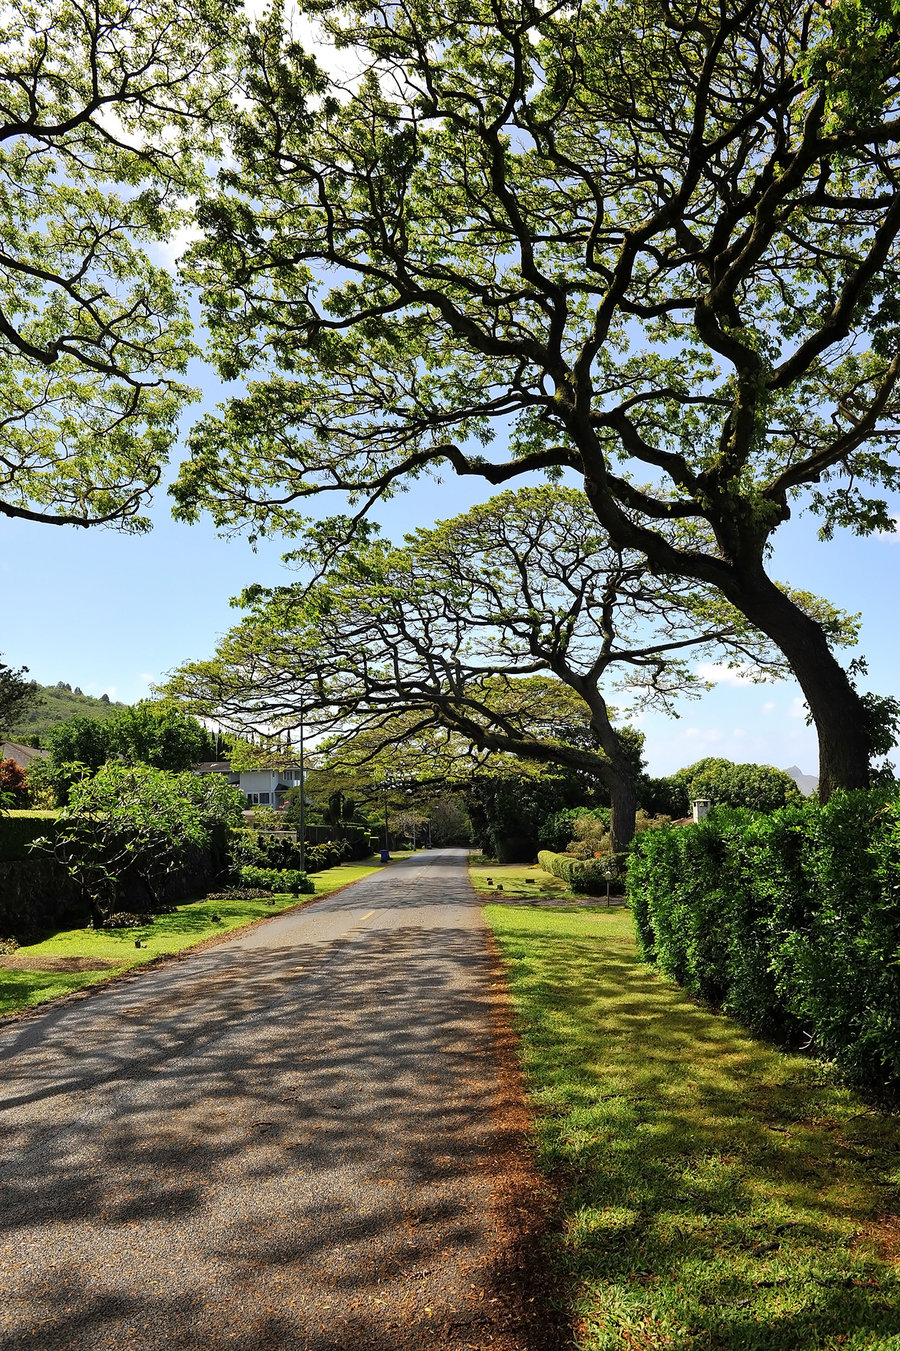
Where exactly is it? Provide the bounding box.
[0,858,383,1018]
[484,903,900,1351]
[469,860,579,902]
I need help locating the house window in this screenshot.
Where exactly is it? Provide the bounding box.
[246,792,271,805]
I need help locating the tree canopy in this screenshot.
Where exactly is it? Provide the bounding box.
[165,485,850,847]
[645,756,804,816]
[31,702,216,804]
[172,0,900,796]
[0,657,39,731]
[0,0,238,529]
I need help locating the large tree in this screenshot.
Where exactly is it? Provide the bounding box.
[173,0,900,797]
[165,485,850,848]
[0,0,238,529]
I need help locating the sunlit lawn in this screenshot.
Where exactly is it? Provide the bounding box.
[485,903,900,1351]
[0,857,384,1018]
[469,860,579,902]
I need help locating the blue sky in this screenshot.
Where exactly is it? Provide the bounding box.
[3,345,898,782]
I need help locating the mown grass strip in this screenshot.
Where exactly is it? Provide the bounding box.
[0,859,383,1018]
[483,902,900,1351]
[470,861,579,903]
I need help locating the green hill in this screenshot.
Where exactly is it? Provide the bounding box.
[7,683,128,741]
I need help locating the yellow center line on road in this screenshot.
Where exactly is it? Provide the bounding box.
[360,910,377,921]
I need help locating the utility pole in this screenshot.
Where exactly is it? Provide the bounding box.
[298,702,306,873]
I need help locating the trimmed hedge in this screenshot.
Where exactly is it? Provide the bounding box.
[239,865,314,895]
[627,789,900,1088]
[537,849,618,895]
[0,814,58,862]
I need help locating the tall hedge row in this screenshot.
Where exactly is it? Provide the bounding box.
[627,789,900,1088]
[0,814,59,862]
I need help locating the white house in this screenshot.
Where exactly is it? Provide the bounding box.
[194,760,303,808]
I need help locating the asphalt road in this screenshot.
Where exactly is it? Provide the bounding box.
[0,848,549,1351]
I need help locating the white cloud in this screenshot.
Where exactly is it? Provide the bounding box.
[788,697,808,719]
[682,726,725,744]
[695,661,763,687]
[761,701,776,714]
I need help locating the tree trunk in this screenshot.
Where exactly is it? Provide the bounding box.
[579,453,874,798]
[716,570,871,801]
[581,690,639,851]
[608,767,637,855]
[580,472,872,799]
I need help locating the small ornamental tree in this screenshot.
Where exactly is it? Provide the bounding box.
[0,758,28,808]
[38,764,244,924]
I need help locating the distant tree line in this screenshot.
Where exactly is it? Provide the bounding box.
[28,704,217,806]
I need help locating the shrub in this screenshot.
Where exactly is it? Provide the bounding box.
[37,766,243,925]
[234,830,307,871]
[303,840,350,872]
[627,789,900,1087]
[238,865,314,895]
[0,759,28,808]
[205,888,271,901]
[537,849,622,895]
[340,824,373,860]
[538,806,610,854]
[231,831,356,875]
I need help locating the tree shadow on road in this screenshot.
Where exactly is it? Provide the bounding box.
[0,871,559,1351]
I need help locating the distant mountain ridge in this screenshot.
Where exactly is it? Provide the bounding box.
[7,683,127,739]
[785,764,819,796]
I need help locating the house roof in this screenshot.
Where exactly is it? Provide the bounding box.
[1,741,48,769]
[194,761,302,776]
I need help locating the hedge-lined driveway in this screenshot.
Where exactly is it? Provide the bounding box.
[0,849,551,1351]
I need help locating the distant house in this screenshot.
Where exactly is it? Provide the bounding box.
[0,741,48,771]
[194,760,304,808]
